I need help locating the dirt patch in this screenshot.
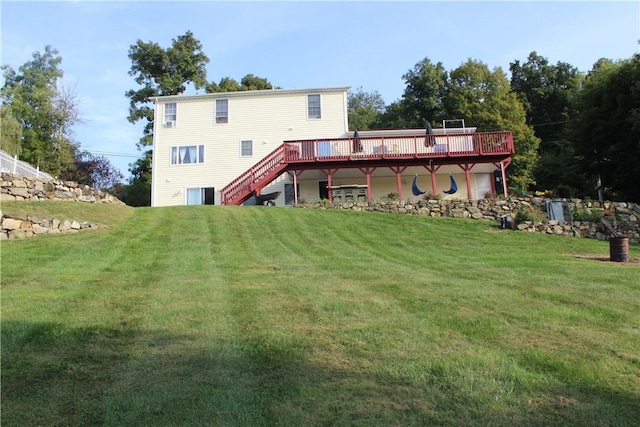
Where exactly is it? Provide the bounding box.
[572,254,640,265]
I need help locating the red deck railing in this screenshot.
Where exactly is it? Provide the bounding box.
[282,131,514,162]
[220,131,514,205]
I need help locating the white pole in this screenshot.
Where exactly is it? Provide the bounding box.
[13,155,17,174]
[293,171,298,204]
[501,161,508,196]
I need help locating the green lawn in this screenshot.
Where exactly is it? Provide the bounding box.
[1,203,639,426]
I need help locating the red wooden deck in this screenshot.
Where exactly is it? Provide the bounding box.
[220,131,514,205]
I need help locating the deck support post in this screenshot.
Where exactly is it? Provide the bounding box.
[358,167,377,202]
[320,168,339,200]
[287,170,304,204]
[501,159,511,196]
[425,164,442,195]
[457,163,475,199]
[389,166,408,200]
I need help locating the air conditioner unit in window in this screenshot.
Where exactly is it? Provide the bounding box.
[164,121,174,128]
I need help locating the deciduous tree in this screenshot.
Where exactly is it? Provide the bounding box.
[347,87,386,131]
[571,55,640,201]
[510,52,584,195]
[1,46,76,175]
[126,31,211,149]
[443,59,540,192]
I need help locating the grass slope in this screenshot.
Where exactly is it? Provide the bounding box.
[1,205,639,426]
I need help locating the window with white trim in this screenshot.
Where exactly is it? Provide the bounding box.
[164,102,177,127]
[171,145,205,165]
[215,99,228,124]
[186,187,215,205]
[307,94,321,119]
[241,140,253,157]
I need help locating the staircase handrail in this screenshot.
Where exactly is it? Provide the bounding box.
[220,144,287,205]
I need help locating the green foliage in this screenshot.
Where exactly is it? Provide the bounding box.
[126,31,210,149]
[347,86,386,131]
[571,54,640,202]
[444,59,540,192]
[0,105,22,156]
[386,191,399,200]
[207,74,277,93]
[514,206,546,224]
[571,205,603,222]
[0,46,75,175]
[510,52,584,195]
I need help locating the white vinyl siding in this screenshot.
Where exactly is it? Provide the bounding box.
[240,140,253,157]
[152,88,348,207]
[215,99,228,124]
[307,94,321,119]
[164,102,177,127]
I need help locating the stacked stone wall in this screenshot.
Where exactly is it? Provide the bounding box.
[1,173,123,204]
[0,213,99,240]
[295,197,640,243]
[1,173,122,240]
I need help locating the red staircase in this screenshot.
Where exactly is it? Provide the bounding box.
[220,145,289,205]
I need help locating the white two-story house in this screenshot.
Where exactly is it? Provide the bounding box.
[151,87,514,207]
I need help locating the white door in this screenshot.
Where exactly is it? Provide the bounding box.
[474,174,492,199]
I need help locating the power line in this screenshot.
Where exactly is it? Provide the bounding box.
[530,120,569,127]
[84,150,141,158]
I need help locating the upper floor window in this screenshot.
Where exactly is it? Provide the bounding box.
[164,102,177,127]
[215,99,228,124]
[241,140,253,157]
[171,145,204,165]
[307,94,321,119]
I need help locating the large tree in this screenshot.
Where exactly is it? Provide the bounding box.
[444,59,540,192]
[510,52,584,195]
[571,55,640,202]
[0,46,77,175]
[378,58,448,129]
[126,31,211,149]
[0,105,22,156]
[347,87,386,131]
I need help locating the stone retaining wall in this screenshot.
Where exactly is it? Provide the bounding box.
[1,173,123,204]
[295,197,640,243]
[0,173,121,240]
[0,212,99,240]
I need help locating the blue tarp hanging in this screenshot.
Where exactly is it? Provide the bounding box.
[443,174,458,194]
[412,174,426,196]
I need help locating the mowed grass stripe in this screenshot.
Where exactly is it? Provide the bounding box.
[1,204,639,426]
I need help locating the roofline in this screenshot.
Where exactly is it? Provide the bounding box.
[150,86,351,102]
[355,127,477,137]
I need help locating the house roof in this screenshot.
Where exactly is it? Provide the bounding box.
[150,86,351,102]
[353,127,477,138]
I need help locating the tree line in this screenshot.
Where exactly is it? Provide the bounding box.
[349,51,640,202]
[2,32,638,204]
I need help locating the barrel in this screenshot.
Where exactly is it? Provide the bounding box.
[609,237,629,262]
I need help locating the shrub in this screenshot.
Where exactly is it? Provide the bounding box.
[387,192,399,201]
[515,206,546,224]
[572,205,603,222]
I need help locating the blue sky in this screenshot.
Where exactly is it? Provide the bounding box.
[2,0,639,179]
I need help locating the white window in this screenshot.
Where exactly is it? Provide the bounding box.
[215,99,228,124]
[171,145,205,165]
[241,140,253,157]
[186,187,215,205]
[307,94,321,119]
[164,102,177,127]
